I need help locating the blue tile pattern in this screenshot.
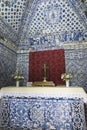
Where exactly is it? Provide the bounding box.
[0,0,26,32]
[17,0,87,91]
[19,0,87,51]
[64,49,87,92]
[0,96,86,130]
[0,0,87,92]
[0,19,18,45]
[0,0,33,45]
[67,0,87,28]
[0,41,17,87]
[21,0,86,37]
[0,0,87,45]
[17,52,29,86]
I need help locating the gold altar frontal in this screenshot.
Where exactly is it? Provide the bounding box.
[32,81,55,86]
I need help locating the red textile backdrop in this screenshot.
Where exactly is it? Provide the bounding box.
[29,49,66,86]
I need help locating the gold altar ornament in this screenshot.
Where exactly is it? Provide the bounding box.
[32,63,55,86]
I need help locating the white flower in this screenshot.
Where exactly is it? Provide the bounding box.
[61,73,73,81]
[12,70,24,81]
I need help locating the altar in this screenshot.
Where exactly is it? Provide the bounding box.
[0,87,87,130]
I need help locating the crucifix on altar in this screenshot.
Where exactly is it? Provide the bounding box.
[43,63,49,82]
[32,63,55,86]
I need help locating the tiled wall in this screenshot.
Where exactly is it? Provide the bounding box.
[20,0,87,51]
[17,0,87,92]
[64,48,87,92]
[0,0,27,32]
[0,0,87,92]
[0,41,17,87]
[17,51,29,86]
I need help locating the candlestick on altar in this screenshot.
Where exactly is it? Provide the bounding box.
[43,63,49,82]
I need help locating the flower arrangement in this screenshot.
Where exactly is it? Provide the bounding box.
[61,73,73,87]
[12,69,24,87]
[61,73,73,81]
[12,70,24,81]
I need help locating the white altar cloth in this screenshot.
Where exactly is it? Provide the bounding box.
[0,86,87,103]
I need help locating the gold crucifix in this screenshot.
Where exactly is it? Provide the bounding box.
[43,63,48,82]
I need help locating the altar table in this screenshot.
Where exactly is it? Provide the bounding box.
[0,87,87,130]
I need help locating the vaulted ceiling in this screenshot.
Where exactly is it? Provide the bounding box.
[0,0,87,47]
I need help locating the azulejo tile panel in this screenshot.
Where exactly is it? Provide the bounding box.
[17,0,87,89]
[65,49,87,92]
[0,0,26,32]
[19,0,87,51]
[0,42,17,87]
[21,0,86,41]
[0,97,86,130]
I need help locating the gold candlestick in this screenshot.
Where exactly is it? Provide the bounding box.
[43,63,49,82]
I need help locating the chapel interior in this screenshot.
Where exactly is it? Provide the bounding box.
[0,0,87,130]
